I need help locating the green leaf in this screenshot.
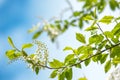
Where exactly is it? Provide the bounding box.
[8,37,15,48]
[76,33,86,44]
[112,23,120,35]
[112,37,119,44]
[112,57,120,64]
[6,50,15,60]
[58,72,65,80]
[89,34,104,44]
[85,26,98,31]
[104,60,111,73]
[109,0,119,11]
[111,46,120,58]
[6,50,21,60]
[84,59,91,66]
[63,46,73,51]
[99,16,114,24]
[49,59,64,68]
[64,54,74,63]
[98,40,107,50]
[22,43,33,49]
[100,54,108,64]
[68,58,77,65]
[78,19,83,29]
[78,77,88,80]
[104,31,113,38]
[83,15,94,21]
[50,70,57,78]
[35,67,39,75]
[22,50,28,57]
[32,30,43,39]
[75,63,82,69]
[65,68,72,80]
[73,11,81,17]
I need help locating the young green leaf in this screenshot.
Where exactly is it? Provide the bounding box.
[50,70,57,78]
[111,46,120,58]
[6,50,15,60]
[76,33,86,44]
[49,59,64,68]
[112,57,120,64]
[109,0,119,11]
[104,31,113,38]
[78,77,88,80]
[104,60,111,73]
[75,63,82,69]
[112,23,120,35]
[85,26,98,31]
[64,54,74,64]
[8,37,15,48]
[100,54,108,64]
[22,50,28,57]
[73,11,81,17]
[84,59,91,66]
[99,16,114,24]
[32,30,43,39]
[89,34,104,44]
[63,46,73,51]
[58,72,65,80]
[22,43,33,49]
[83,15,94,21]
[35,67,39,75]
[6,50,21,60]
[65,68,72,80]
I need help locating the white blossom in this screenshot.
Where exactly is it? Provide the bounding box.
[107,66,120,80]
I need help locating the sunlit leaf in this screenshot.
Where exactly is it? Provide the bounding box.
[104,60,111,73]
[22,43,33,49]
[100,54,108,64]
[63,46,73,51]
[35,67,39,75]
[8,37,15,48]
[84,59,91,66]
[65,68,72,80]
[85,26,98,31]
[83,15,94,21]
[112,23,120,35]
[58,72,65,80]
[49,59,64,68]
[78,77,88,80]
[76,33,86,44]
[111,46,120,58]
[99,16,114,24]
[64,54,74,63]
[32,30,43,39]
[50,70,57,78]
[6,50,21,60]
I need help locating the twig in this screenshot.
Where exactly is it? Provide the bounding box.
[37,42,120,69]
[96,23,113,45]
[66,0,74,12]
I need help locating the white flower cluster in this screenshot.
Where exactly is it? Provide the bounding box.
[43,22,61,39]
[107,67,120,80]
[26,40,49,71]
[33,40,49,65]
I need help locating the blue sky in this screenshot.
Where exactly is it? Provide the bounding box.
[0,0,119,80]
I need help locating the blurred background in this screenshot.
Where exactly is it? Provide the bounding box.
[0,0,118,80]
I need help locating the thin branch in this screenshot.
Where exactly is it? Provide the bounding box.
[96,23,113,45]
[70,42,120,67]
[66,0,74,12]
[37,42,120,69]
